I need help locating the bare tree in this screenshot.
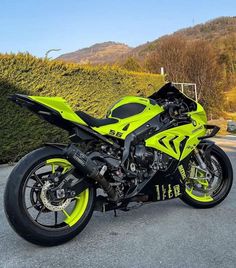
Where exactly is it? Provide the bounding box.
[146,36,188,81]
[185,40,224,112]
[146,37,225,114]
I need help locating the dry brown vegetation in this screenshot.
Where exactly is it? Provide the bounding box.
[121,17,236,118]
[145,36,225,115]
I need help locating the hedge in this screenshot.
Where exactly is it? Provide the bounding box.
[0,53,165,163]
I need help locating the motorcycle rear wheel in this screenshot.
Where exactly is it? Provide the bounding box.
[4,146,95,246]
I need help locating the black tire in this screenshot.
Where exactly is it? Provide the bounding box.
[4,146,96,246]
[181,144,233,208]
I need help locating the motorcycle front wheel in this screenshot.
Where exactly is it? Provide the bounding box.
[4,146,95,246]
[181,144,233,208]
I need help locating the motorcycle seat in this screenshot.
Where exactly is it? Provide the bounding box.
[75,111,118,127]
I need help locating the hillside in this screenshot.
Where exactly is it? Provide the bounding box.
[57,17,236,63]
[175,16,236,40]
[57,41,132,64]
[0,53,164,163]
[130,16,236,58]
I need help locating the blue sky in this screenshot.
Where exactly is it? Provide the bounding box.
[1,0,236,58]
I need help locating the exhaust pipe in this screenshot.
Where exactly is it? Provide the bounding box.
[64,144,118,202]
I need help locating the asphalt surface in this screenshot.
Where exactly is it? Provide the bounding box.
[0,137,236,268]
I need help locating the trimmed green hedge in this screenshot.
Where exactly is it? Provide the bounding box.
[0,53,165,163]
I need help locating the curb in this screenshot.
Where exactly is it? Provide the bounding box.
[0,163,16,168]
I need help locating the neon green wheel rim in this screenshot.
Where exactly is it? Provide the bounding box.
[185,179,213,202]
[46,158,90,227]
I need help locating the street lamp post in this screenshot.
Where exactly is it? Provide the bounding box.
[44,49,61,60]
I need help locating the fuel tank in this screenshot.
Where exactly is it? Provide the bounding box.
[92,96,164,139]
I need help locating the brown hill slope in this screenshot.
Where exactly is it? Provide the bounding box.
[57,41,132,64]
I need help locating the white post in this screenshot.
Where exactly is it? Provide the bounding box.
[160,67,164,75]
[194,84,198,101]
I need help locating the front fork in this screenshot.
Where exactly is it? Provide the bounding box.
[194,148,208,170]
[189,148,212,186]
[185,141,216,193]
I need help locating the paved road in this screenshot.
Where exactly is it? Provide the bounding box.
[0,137,236,268]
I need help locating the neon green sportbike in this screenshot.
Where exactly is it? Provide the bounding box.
[4,83,233,246]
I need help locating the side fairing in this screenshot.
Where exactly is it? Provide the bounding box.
[145,123,206,160]
[145,102,207,160]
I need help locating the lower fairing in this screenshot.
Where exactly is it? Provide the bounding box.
[138,155,190,202]
[95,155,191,214]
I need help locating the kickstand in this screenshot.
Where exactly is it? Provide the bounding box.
[114,209,117,217]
